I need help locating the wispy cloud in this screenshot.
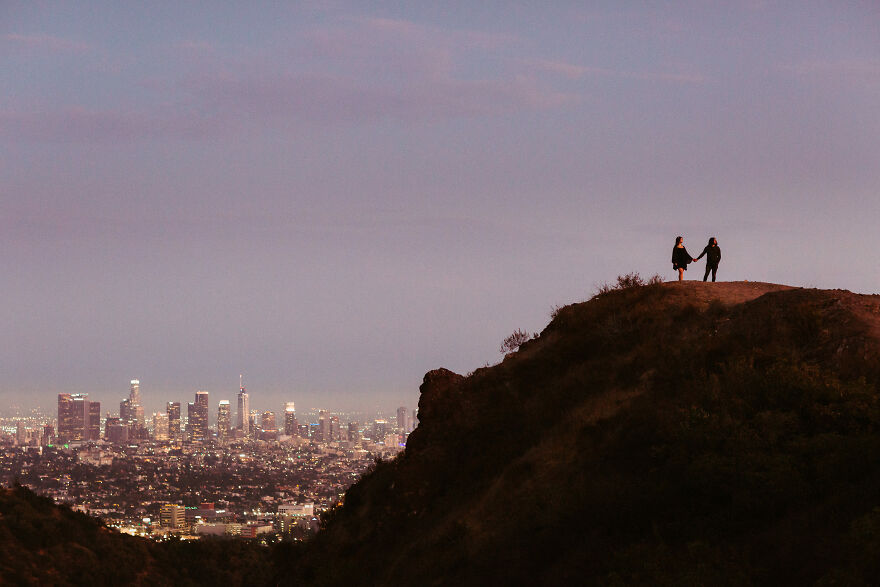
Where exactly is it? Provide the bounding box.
[526,59,608,80]
[3,17,576,142]
[527,57,706,84]
[3,33,89,53]
[788,59,880,80]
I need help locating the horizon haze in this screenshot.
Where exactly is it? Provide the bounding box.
[2,2,878,412]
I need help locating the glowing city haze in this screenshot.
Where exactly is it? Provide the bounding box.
[2,2,878,412]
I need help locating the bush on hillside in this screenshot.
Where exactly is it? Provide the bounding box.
[500,329,535,354]
[595,272,663,296]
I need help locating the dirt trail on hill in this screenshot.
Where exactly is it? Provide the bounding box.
[665,280,880,348]
[662,281,796,306]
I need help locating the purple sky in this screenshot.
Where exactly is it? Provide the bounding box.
[2,2,879,415]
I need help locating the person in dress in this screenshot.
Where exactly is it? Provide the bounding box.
[671,236,695,282]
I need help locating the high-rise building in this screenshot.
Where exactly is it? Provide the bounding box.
[106,422,129,444]
[129,379,144,426]
[284,402,297,436]
[16,422,27,445]
[119,398,131,424]
[129,379,141,406]
[42,424,55,446]
[249,411,258,439]
[88,401,101,441]
[237,375,250,436]
[372,419,389,441]
[189,391,209,442]
[217,401,231,441]
[348,421,360,443]
[397,406,409,433]
[153,412,169,441]
[317,410,329,443]
[103,417,120,440]
[57,393,88,442]
[329,415,340,442]
[261,411,277,441]
[167,402,181,442]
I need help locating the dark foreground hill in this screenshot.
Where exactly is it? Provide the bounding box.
[0,483,274,585]
[288,281,880,585]
[5,281,880,585]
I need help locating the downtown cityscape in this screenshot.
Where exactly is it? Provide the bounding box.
[0,377,416,543]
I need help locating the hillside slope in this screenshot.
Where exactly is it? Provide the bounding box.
[0,483,273,585]
[290,281,880,585]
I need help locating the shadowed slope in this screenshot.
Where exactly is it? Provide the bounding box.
[290,282,880,585]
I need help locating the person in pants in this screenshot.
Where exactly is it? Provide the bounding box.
[696,237,721,282]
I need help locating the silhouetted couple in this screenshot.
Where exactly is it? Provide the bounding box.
[672,236,722,282]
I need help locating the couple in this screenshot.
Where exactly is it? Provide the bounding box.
[672,236,721,282]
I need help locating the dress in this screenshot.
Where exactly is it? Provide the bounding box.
[671,246,692,270]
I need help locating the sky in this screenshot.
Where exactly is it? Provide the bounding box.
[2,1,879,416]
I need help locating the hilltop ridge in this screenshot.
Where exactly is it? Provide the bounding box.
[289,280,880,585]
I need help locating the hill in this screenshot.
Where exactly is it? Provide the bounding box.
[288,280,880,585]
[5,280,880,585]
[0,483,274,585]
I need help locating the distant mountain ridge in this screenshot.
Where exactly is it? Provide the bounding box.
[5,281,880,585]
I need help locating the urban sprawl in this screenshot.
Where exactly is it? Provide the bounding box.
[1,379,416,542]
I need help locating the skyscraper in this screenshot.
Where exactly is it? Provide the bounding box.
[119,398,131,424]
[129,379,141,406]
[284,402,297,436]
[189,391,209,442]
[57,393,88,442]
[217,400,231,441]
[237,375,250,436]
[167,402,181,442]
[71,394,88,440]
[318,410,329,443]
[88,401,101,441]
[129,379,144,426]
[397,406,409,433]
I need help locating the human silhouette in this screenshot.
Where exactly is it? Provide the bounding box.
[696,237,722,282]
[671,236,695,282]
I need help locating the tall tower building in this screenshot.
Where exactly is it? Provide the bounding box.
[129,379,144,426]
[397,406,409,433]
[189,391,209,442]
[329,415,340,442]
[317,410,331,443]
[88,401,101,441]
[284,402,297,436]
[167,402,181,442]
[372,419,389,441]
[237,375,250,436]
[129,379,141,406]
[120,398,131,424]
[57,393,88,442]
[217,400,231,441]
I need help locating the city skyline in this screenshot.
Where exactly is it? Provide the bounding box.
[5,378,409,419]
[3,3,878,409]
